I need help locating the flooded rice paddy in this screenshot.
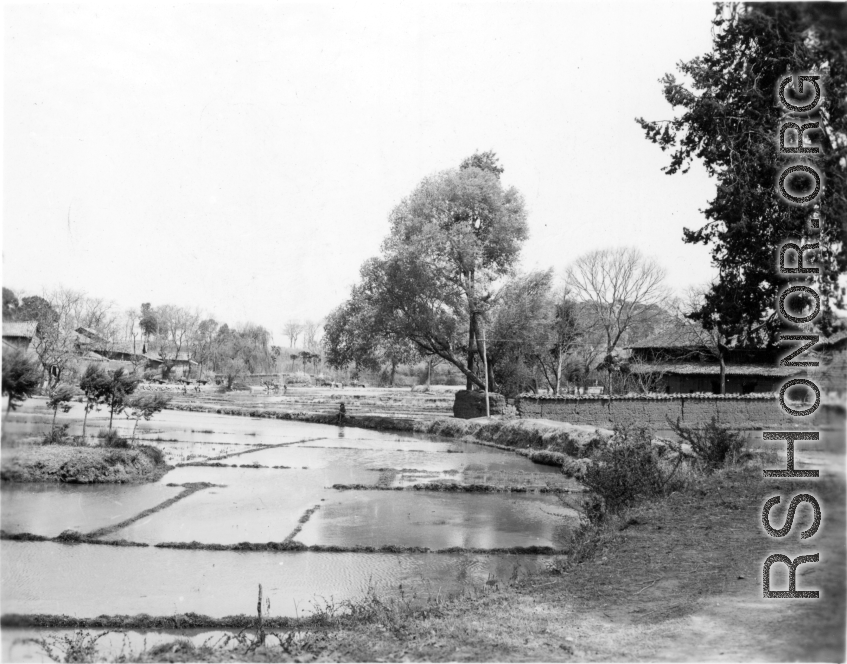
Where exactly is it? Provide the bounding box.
[1,399,578,649]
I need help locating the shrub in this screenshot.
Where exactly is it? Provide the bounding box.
[666,415,746,472]
[40,424,78,446]
[581,425,667,522]
[97,429,130,449]
[137,444,165,465]
[501,403,519,420]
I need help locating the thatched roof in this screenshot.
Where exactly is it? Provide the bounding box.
[628,362,800,377]
[627,326,709,350]
[88,341,144,356]
[820,330,847,348]
[2,321,37,339]
[143,352,196,364]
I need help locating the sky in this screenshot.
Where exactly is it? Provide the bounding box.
[3,1,719,342]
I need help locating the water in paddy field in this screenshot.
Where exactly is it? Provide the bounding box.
[0,483,183,537]
[297,491,572,549]
[2,401,577,623]
[1,541,545,617]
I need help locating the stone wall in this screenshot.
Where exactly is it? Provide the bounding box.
[515,393,841,430]
[453,390,506,419]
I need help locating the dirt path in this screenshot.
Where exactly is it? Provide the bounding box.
[521,459,845,662]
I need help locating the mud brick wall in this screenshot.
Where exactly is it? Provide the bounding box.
[515,394,839,430]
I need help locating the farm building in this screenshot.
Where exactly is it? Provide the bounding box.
[2,321,38,354]
[626,326,803,394]
[143,351,198,377]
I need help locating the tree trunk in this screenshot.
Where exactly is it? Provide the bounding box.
[427,357,432,387]
[719,352,727,395]
[131,417,139,444]
[257,584,265,645]
[51,406,58,432]
[466,271,476,390]
[109,404,114,430]
[466,317,476,391]
[555,348,563,396]
[82,406,89,441]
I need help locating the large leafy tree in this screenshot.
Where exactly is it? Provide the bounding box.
[487,270,555,397]
[361,152,528,391]
[323,284,419,383]
[637,3,847,344]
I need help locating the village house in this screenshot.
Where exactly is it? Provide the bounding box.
[142,351,198,378]
[810,330,847,396]
[74,327,146,363]
[625,326,804,394]
[2,321,38,354]
[73,327,198,377]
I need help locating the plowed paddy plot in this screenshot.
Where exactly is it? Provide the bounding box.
[296,491,576,549]
[0,541,546,617]
[0,483,183,537]
[100,469,337,544]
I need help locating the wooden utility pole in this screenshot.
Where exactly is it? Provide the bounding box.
[257,583,265,644]
[480,322,490,418]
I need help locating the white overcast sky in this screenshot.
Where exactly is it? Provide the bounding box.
[3,1,718,341]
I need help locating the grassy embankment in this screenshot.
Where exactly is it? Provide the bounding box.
[0,444,170,483]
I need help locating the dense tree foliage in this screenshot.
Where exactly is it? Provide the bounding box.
[79,364,110,439]
[46,384,76,432]
[637,3,847,343]
[487,271,556,397]
[103,367,140,429]
[327,152,529,390]
[323,283,419,383]
[125,393,171,443]
[2,348,41,419]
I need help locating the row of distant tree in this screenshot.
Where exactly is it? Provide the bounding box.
[2,287,326,387]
